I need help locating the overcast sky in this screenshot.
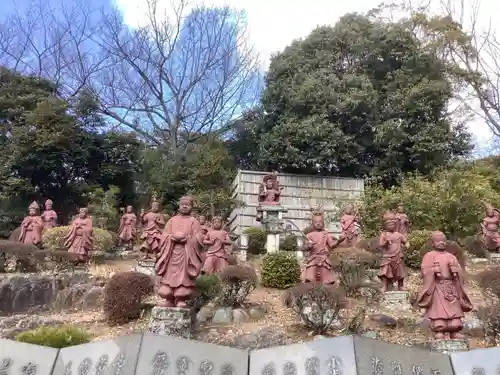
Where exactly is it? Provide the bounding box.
[116,0,500,153]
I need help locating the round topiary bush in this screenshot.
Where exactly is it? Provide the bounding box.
[103,271,154,325]
[459,235,489,258]
[244,227,266,255]
[261,251,300,289]
[281,235,298,252]
[330,247,379,269]
[42,226,116,253]
[190,273,222,310]
[217,265,258,307]
[357,237,381,253]
[406,230,433,268]
[16,325,92,348]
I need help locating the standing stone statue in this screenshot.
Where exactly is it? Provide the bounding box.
[19,201,44,247]
[258,173,283,205]
[417,231,473,340]
[202,216,232,274]
[302,209,345,284]
[155,196,204,307]
[378,211,408,292]
[64,207,94,264]
[482,204,499,235]
[395,204,410,235]
[340,204,359,246]
[41,199,57,230]
[118,205,137,248]
[139,200,165,260]
[198,214,210,235]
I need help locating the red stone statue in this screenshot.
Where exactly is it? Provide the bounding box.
[118,205,137,248]
[395,204,410,235]
[139,200,165,260]
[481,204,499,235]
[417,231,473,339]
[64,207,93,264]
[484,221,500,252]
[155,196,204,307]
[202,216,232,274]
[339,204,359,246]
[41,199,57,230]
[258,173,283,205]
[19,201,44,247]
[198,214,210,235]
[378,211,408,292]
[302,210,345,284]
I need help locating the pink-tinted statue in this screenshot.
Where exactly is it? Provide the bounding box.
[64,207,93,264]
[198,215,210,235]
[395,204,410,236]
[41,199,57,230]
[19,201,44,247]
[482,205,499,233]
[483,221,500,252]
[378,211,408,292]
[417,231,473,339]
[139,201,165,260]
[118,205,137,248]
[302,210,345,284]
[258,173,283,205]
[340,204,359,246]
[202,216,232,274]
[155,196,204,307]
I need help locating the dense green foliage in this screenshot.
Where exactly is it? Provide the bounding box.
[261,252,301,289]
[244,227,267,255]
[16,326,92,348]
[281,235,298,252]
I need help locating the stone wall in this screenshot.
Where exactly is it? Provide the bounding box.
[0,272,104,316]
[0,333,499,375]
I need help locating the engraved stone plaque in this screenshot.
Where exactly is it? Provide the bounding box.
[148,307,194,339]
[488,252,500,264]
[137,333,248,375]
[52,333,143,375]
[430,339,468,354]
[450,346,500,375]
[381,291,411,311]
[134,260,156,276]
[0,338,59,375]
[249,335,357,375]
[353,336,454,375]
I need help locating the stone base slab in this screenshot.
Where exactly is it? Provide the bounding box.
[134,260,156,276]
[148,306,194,339]
[381,291,411,310]
[431,339,469,353]
[488,252,500,264]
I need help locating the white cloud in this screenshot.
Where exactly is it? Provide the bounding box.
[115,0,500,147]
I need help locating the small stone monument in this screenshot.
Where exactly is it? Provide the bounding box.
[488,252,500,264]
[430,339,469,353]
[236,232,249,262]
[381,290,411,311]
[134,259,156,276]
[148,306,194,339]
[256,173,287,253]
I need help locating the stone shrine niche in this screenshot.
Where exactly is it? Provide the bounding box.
[352,336,453,375]
[249,336,357,375]
[51,334,142,375]
[137,334,248,375]
[0,340,58,375]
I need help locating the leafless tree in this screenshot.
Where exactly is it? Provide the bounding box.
[0,0,261,153]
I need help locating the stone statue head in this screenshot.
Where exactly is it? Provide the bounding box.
[311,212,325,230]
[212,216,223,229]
[179,196,194,215]
[431,231,447,251]
[28,201,39,216]
[45,199,53,210]
[151,201,160,212]
[78,207,88,219]
[263,174,276,190]
[383,211,396,232]
[486,206,495,217]
[126,205,133,213]
[344,204,353,215]
[198,215,206,225]
[397,204,404,213]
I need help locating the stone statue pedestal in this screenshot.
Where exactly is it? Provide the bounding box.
[381,291,411,311]
[257,204,288,253]
[148,306,194,339]
[296,250,304,261]
[430,339,469,353]
[488,252,500,264]
[134,259,156,276]
[235,249,247,262]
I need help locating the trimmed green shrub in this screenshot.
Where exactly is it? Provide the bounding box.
[217,265,258,306]
[16,325,92,348]
[406,230,433,268]
[42,226,116,253]
[244,227,266,255]
[196,273,221,302]
[460,235,489,258]
[281,235,298,252]
[103,271,154,325]
[261,251,300,289]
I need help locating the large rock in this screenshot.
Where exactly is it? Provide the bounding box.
[0,272,104,315]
